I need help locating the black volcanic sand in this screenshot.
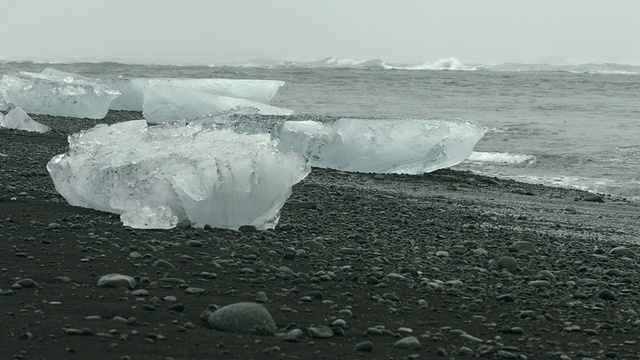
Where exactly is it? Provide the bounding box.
[1,111,640,360]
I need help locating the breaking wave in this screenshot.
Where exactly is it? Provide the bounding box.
[466,151,537,165]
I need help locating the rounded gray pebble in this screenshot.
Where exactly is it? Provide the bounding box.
[207,302,276,335]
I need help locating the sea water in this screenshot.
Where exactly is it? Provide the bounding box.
[1,59,639,201]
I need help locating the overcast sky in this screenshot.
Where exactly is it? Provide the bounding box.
[2,0,639,65]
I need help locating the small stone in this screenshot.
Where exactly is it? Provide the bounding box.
[186,240,203,247]
[497,350,518,359]
[131,289,148,297]
[537,270,556,281]
[598,289,617,301]
[498,256,517,272]
[207,302,276,335]
[185,287,205,295]
[153,259,176,269]
[497,294,515,302]
[128,252,143,259]
[354,341,374,352]
[14,278,38,288]
[509,241,536,254]
[339,247,356,255]
[256,291,268,303]
[528,280,551,288]
[307,325,334,338]
[97,274,136,289]
[393,336,421,350]
[366,276,380,285]
[459,346,475,357]
[583,193,604,202]
[609,246,635,257]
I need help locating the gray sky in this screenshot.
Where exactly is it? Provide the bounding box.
[2,0,639,65]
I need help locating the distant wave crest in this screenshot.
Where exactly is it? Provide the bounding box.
[3,57,639,75]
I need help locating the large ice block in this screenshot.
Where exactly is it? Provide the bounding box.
[46,120,310,230]
[277,118,485,174]
[0,68,120,119]
[102,78,144,111]
[0,106,50,133]
[140,79,293,124]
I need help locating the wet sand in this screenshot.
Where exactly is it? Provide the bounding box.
[1,111,639,359]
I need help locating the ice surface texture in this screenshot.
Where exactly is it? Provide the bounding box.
[139,79,293,123]
[0,69,120,119]
[102,78,292,122]
[192,113,485,174]
[0,106,50,133]
[47,120,310,230]
[277,118,485,174]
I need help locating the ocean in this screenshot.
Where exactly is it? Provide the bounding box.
[1,58,639,201]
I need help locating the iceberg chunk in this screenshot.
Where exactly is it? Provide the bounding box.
[102,78,145,111]
[139,78,293,124]
[0,68,120,119]
[0,106,50,133]
[46,120,310,230]
[277,118,485,174]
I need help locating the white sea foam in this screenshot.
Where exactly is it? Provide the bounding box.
[466,152,536,165]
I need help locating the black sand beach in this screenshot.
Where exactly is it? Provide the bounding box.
[1,111,639,359]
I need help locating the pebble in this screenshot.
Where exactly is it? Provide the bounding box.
[598,289,617,301]
[509,241,536,254]
[153,259,176,269]
[609,246,636,257]
[307,325,334,338]
[584,193,604,202]
[13,278,38,288]
[256,291,269,303]
[498,256,518,272]
[537,270,556,281]
[528,280,551,288]
[354,341,374,352]
[131,289,148,297]
[339,247,357,255]
[184,287,205,295]
[459,346,475,356]
[207,302,277,335]
[393,336,421,350]
[97,274,136,289]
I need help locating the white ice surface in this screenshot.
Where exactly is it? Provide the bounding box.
[139,79,292,123]
[277,118,486,174]
[0,68,120,119]
[0,106,50,133]
[47,120,310,230]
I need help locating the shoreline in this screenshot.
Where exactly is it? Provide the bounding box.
[1,111,640,359]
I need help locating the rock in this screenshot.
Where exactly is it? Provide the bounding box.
[459,346,475,356]
[184,287,205,295]
[609,246,636,257]
[509,241,536,254]
[583,193,604,202]
[528,280,551,288]
[307,325,334,338]
[354,341,374,352]
[13,278,38,288]
[207,302,276,335]
[537,270,556,281]
[393,336,421,350]
[130,289,148,297]
[256,291,269,303]
[153,259,176,268]
[498,256,518,272]
[598,289,617,301]
[96,274,136,289]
